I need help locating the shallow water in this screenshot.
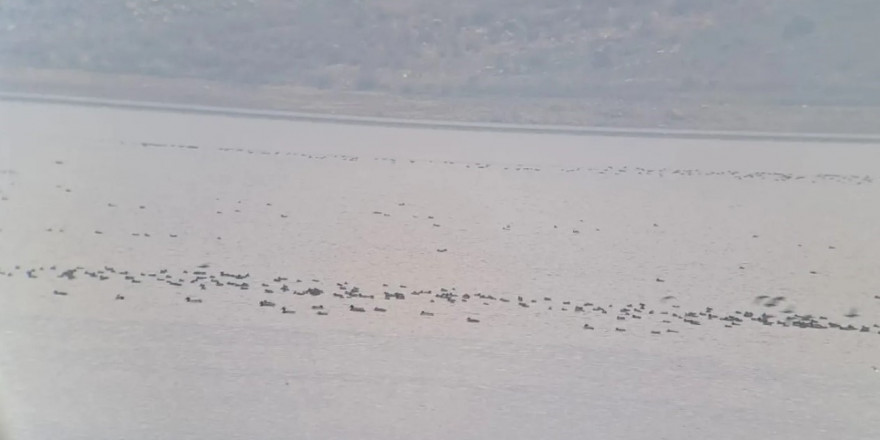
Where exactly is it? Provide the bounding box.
[1,101,879,439]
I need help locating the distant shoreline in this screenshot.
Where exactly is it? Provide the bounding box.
[4,91,880,145]
[4,68,880,139]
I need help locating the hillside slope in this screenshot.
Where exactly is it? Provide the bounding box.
[2,1,879,131]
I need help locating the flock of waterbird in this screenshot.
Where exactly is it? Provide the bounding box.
[2,260,878,337]
[0,139,877,338]
[159,140,871,185]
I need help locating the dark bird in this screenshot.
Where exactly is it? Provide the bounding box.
[185,296,202,303]
[466,317,480,323]
[420,311,434,316]
[281,307,295,314]
[844,308,859,318]
[349,305,365,312]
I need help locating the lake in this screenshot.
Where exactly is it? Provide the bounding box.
[1,100,879,439]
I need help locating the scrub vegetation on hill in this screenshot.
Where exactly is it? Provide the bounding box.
[2,1,879,131]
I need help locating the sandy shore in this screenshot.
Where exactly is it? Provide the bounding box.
[1,100,879,439]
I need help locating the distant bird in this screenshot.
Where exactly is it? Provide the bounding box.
[753,295,769,304]
[185,296,202,303]
[420,311,434,316]
[281,307,295,314]
[374,307,387,312]
[660,295,675,302]
[115,294,125,300]
[765,296,785,307]
[466,317,480,323]
[844,308,859,318]
[655,277,665,283]
[349,305,365,312]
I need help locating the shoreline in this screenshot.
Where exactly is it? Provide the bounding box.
[4,91,880,145]
[3,67,880,139]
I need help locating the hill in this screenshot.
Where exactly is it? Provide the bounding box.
[2,0,880,132]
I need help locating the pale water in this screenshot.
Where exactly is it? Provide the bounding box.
[1,101,879,439]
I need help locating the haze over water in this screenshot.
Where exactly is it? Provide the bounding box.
[1,101,879,440]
